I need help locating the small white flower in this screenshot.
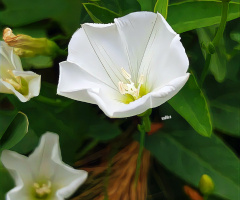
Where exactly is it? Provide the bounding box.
[1,132,88,200]
[57,12,189,118]
[0,41,41,102]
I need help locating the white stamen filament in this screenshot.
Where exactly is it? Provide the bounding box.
[33,181,52,198]
[118,68,144,100]
[3,70,22,90]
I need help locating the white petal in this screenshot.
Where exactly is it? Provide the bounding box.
[82,23,130,85]
[57,61,121,104]
[53,163,87,199]
[1,150,33,186]
[28,132,61,180]
[0,41,22,73]
[6,186,30,200]
[114,12,176,83]
[68,27,117,89]
[93,73,190,118]
[0,71,41,102]
[147,34,189,91]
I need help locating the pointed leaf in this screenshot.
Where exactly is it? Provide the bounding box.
[168,74,212,137]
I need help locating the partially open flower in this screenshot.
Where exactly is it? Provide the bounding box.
[0,41,41,102]
[1,132,88,200]
[57,11,189,118]
[3,28,59,57]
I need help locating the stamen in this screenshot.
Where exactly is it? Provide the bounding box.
[121,67,131,80]
[33,181,52,198]
[2,70,28,95]
[118,82,126,95]
[118,67,144,101]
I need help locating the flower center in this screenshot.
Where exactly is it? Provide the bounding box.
[118,68,144,101]
[3,70,28,95]
[33,181,52,199]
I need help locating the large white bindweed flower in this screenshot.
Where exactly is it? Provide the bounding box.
[1,132,88,200]
[0,41,40,102]
[57,12,190,118]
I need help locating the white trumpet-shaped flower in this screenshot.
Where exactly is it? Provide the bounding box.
[57,12,190,118]
[0,41,40,102]
[1,132,88,200]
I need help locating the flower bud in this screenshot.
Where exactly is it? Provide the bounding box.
[207,42,216,54]
[3,28,60,57]
[199,174,214,195]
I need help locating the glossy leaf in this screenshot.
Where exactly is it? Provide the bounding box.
[83,3,120,23]
[0,0,82,34]
[0,112,29,151]
[154,0,169,19]
[0,163,14,200]
[211,93,240,137]
[168,74,212,137]
[168,1,240,33]
[137,0,156,11]
[144,131,240,200]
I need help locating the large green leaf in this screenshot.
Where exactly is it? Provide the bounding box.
[168,74,212,137]
[144,131,240,200]
[168,1,240,33]
[154,0,169,18]
[0,0,82,34]
[0,162,14,200]
[197,27,227,82]
[83,3,120,23]
[211,93,240,137]
[0,112,29,151]
[137,0,156,11]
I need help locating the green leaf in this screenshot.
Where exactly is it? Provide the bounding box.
[168,74,212,137]
[0,162,14,200]
[88,119,121,141]
[83,3,120,23]
[0,112,29,151]
[197,27,227,82]
[144,131,240,200]
[168,1,240,33]
[137,0,156,11]
[0,0,82,34]
[211,93,240,137]
[154,0,169,19]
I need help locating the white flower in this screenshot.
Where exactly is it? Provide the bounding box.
[1,132,88,200]
[0,41,41,102]
[57,12,189,118]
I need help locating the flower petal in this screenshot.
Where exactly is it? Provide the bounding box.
[0,71,41,102]
[68,27,118,89]
[147,34,189,91]
[1,150,33,185]
[90,73,190,118]
[57,61,121,104]
[114,12,176,83]
[6,186,31,200]
[28,132,61,180]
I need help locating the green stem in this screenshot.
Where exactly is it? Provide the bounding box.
[134,125,146,186]
[200,0,229,85]
[212,1,230,47]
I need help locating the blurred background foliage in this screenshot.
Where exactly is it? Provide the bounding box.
[0,0,239,199]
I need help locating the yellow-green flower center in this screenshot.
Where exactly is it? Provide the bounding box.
[118,68,147,104]
[33,181,52,199]
[3,70,28,95]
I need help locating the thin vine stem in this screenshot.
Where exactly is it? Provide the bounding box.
[200,0,230,85]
